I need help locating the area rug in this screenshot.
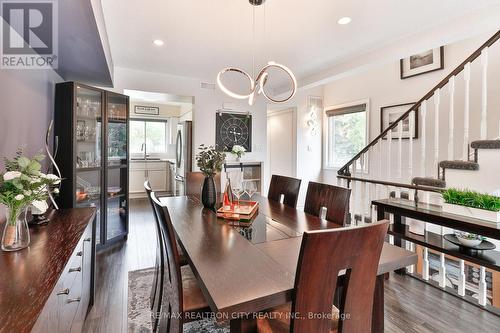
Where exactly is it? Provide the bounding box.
[128,268,229,333]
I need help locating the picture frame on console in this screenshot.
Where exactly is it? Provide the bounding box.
[400,46,444,79]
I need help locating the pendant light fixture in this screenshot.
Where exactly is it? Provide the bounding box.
[217,0,297,106]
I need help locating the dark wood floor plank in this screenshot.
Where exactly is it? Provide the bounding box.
[84,198,500,333]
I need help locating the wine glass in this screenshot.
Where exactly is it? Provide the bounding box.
[232,185,244,209]
[244,180,257,200]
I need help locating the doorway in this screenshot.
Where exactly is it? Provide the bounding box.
[267,108,297,182]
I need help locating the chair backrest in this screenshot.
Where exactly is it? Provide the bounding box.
[151,192,183,333]
[291,221,389,333]
[267,175,302,208]
[304,182,351,226]
[186,171,221,196]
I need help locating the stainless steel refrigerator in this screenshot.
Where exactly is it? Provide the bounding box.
[174,121,192,195]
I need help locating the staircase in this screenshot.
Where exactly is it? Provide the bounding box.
[336,30,500,311]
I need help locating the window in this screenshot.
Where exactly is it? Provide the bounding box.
[325,102,367,169]
[130,120,169,155]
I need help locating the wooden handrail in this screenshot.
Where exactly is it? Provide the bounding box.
[337,30,500,176]
[337,175,444,193]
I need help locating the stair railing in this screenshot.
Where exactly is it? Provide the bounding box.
[334,30,500,312]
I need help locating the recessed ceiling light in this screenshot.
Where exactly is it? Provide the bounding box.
[153,39,164,46]
[337,17,352,25]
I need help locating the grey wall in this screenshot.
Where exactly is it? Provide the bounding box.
[0,69,63,219]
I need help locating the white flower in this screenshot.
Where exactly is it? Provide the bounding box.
[3,171,22,181]
[23,190,32,196]
[14,194,25,201]
[45,174,61,184]
[29,177,41,184]
[53,188,59,194]
[31,200,48,214]
[232,145,246,153]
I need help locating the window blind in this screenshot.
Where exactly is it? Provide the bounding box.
[325,103,366,117]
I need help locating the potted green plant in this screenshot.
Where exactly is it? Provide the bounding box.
[0,148,61,251]
[442,188,500,224]
[195,145,225,209]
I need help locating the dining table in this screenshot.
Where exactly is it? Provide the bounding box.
[159,194,417,333]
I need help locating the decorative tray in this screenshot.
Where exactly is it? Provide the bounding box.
[217,201,259,222]
[443,234,496,251]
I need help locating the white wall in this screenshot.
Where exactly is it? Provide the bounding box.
[111,67,268,171]
[0,69,63,219]
[321,31,500,185]
[267,86,323,206]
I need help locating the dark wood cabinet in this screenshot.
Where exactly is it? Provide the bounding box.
[0,208,96,333]
[54,82,129,248]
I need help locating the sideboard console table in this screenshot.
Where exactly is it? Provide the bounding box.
[0,208,96,333]
[373,198,500,313]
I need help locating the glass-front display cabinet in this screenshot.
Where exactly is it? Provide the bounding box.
[54,82,129,247]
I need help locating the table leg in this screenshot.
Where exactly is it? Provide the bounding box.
[393,214,406,275]
[230,317,257,333]
[371,275,384,333]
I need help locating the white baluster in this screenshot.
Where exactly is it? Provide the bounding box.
[409,110,414,180]
[421,101,427,177]
[481,48,489,140]
[434,89,441,178]
[463,63,471,160]
[479,266,487,306]
[448,76,455,160]
[398,121,403,180]
[458,259,466,296]
[387,129,392,180]
[422,247,429,280]
[360,156,365,224]
[406,242,415,273]
[365,181,371,223]
[438,252,446,288]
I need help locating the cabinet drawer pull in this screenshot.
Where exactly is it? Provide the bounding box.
[76,251,83,257]
[66,297,81,304]
[57,288,70,295]
[68,267,81,273]
[84,237,91,242]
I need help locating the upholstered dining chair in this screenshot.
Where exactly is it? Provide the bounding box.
[186,171,221,197]
[256,220,389,333]
[144,181,188,331]
[150,192,212,332]
[267,175,302,208]
[304,182,351,226]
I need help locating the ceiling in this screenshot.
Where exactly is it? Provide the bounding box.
[101,0,500,87]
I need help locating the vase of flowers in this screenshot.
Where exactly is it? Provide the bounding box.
[231,145,246,162]
[0,148,61,251]
[195,145,225,209]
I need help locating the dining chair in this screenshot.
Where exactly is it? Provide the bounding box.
[186,171,221,196]
[304,182,351,226]
[267,175,302,208]
[256,220,389,333]
[144,181,188,331]
[151,192,212,332]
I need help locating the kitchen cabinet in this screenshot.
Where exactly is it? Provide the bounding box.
[129,160,171,197]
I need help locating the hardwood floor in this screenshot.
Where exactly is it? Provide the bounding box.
[83,198,500,333]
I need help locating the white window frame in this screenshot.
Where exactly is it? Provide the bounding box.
[323,98,370,173]
[130,119,170,157]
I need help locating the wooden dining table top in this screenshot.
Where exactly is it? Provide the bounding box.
[159,195,417,317]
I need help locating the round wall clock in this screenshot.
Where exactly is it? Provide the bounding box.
[216,113,252,152]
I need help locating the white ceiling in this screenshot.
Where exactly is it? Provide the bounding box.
[101,0,500,86]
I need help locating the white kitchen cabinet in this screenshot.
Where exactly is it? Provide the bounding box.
[169,117,179,144]
[129,161,170,198]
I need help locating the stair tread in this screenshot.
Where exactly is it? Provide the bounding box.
[471,140,500,149]
[439,160,479,170]
[412,177,446,188]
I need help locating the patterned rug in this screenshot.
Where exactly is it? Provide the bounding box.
[128,268,229,333]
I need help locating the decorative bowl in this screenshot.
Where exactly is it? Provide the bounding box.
[454,231,483,247]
